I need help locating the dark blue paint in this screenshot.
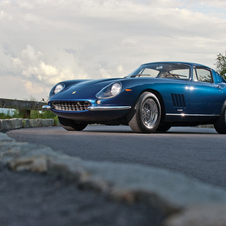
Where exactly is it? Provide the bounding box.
[48,62,226,126]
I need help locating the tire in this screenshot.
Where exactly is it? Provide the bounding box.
[214,103,226,134]
[128,92,161,133]
[156,124,171,132]
[58,117,88,131]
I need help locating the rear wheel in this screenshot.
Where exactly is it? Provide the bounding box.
[58,117,87,131]
[214,103,226,134]
[128,92,161,133]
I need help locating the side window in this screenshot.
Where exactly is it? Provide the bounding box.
[169,69,190,80]
[196,68,213,83]
[140,68,159,77]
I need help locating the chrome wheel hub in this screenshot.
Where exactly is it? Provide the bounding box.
[141,98,158,128]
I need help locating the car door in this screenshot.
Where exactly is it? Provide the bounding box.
[188,66,223,115]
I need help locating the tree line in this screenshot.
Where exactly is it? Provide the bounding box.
[216,52,226,79]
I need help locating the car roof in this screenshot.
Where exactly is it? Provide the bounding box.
[141,61,211,69]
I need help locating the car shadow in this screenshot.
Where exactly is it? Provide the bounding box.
[82,126,218,135]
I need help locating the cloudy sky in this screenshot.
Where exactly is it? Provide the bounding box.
[0,0,226,101]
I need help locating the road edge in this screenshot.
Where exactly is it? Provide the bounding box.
[1,132,226,226]
[0,118,54,131]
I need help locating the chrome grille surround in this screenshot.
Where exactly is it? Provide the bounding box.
[52,101,91,111]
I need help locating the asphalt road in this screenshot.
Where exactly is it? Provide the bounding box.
[0,163,164,226]
[7,125,226,189]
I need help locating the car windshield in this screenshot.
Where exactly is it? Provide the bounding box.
[126,63,190,80]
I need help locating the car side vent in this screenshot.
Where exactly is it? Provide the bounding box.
[171,94,186,108]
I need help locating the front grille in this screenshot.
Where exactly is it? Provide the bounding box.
[52,101,91,111]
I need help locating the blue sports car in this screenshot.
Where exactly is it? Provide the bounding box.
[43,62,226,134]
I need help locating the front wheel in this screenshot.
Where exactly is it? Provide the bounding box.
[128,92,161,133]
[58,117,88,131]
[214,103,226,134]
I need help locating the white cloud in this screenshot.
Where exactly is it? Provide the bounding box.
[0,0,226,100]
[4,44,88,87]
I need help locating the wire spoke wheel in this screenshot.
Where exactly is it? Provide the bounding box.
[128,92,161,133]
[214,103,226,134]
[225,109,226,124]
[141,99,158,129]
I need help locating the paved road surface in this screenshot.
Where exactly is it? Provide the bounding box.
[7,125,226,188]
[0,163,165,226]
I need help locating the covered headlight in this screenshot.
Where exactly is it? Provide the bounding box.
[54,84,64,94]
[96,82,122,99]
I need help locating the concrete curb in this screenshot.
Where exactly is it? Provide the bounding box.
[0,118,54,131]
[1,132,226,226]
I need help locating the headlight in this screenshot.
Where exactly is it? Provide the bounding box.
[54,84,64,94]
[96,82,122,99]
[111,83,121,96]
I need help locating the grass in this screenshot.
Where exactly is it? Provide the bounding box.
[0,110,22,119]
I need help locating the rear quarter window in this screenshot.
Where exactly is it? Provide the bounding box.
[195,68,213,83]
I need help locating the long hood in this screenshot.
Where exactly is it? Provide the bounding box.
[50,78,121,100]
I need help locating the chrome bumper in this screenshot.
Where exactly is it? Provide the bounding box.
[87,106,131,111]
[42,104,131,111]
[42,105,51,111]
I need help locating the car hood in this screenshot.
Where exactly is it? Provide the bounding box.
[50,78,122,100]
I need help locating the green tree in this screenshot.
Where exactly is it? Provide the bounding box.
[216,52,226,79]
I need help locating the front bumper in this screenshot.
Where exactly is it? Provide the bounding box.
[42,103,131,122]
[42,105,51,111]
[88,106,131,111]
[42,104,131,111]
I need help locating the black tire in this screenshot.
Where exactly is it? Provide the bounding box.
[156,124,171,132]
[128,92,161,133]
[58,117,88,131]
[214,103,226,134]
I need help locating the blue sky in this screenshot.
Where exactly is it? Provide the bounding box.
[0,0,226,100]
[180,1,226,17]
